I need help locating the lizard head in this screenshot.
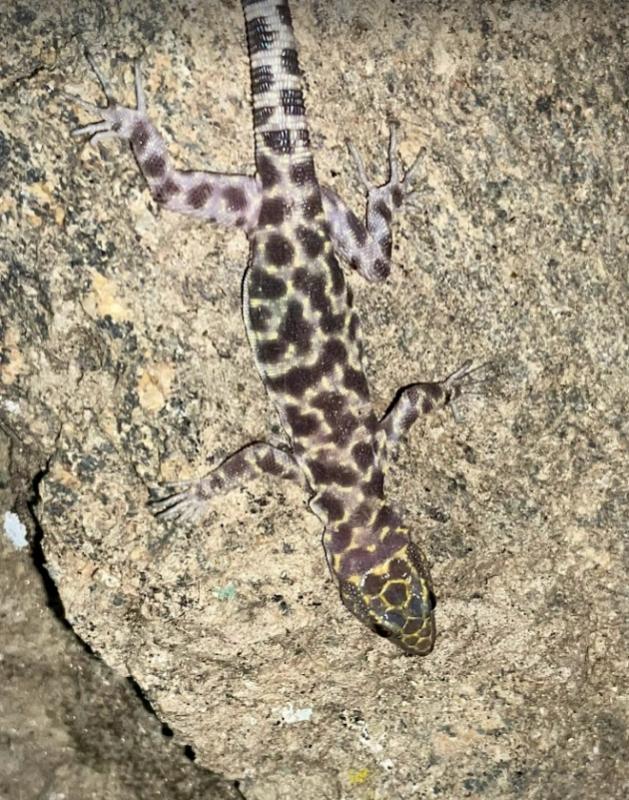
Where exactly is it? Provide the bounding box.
[327,508,436,655]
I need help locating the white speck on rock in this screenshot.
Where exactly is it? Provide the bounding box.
[3,511,28,549]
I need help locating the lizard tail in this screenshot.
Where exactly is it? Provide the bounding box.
[242,0,320,196]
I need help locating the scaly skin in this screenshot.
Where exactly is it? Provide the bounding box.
[68,0,477,654]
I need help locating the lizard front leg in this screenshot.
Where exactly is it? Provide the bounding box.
[151,442,309,524]
[68,52,262,231]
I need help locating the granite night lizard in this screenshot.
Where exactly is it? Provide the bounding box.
[69,0,477,655]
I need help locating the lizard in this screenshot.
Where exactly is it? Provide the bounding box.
[68,0,477,655]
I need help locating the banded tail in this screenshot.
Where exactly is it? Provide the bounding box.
[242,0,320,199]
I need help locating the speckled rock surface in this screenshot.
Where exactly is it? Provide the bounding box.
[1,1,627,798]
[0,497,241,800]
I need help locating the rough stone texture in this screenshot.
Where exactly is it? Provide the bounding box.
[1,1,627,799]
[0,490,242,799]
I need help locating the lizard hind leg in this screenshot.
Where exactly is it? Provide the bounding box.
[66,51,146,144]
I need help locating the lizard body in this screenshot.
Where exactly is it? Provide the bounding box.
[70,0,475,654]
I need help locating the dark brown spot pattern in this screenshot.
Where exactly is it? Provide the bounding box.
[352,441,374,471]
[257,154,279,188]
[285,405,320,436]
[316,490,344,521]
[187,182,213,209]
[346,209,367,245]
[223,186,247,211]
[280,300,313,354]
[143,154,166,178]
[249,268,286,299]
[154,177,180,203]
[258,197,285,226]
[296,226,323,258]
[131,121,149,152]
[265,233,294,265]
[326,252,345,295]
[343,366,370,400]
[257,339,287,363]
[290,160,317,185]
[248,303,272,332]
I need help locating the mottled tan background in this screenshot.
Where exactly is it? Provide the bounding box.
[1,1,627,799]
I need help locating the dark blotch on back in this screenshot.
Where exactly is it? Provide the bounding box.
[280,299,313,354]
[307,456,358,487]
[265,233,294,266]
[330,523,352,553]
[285,405,320,436]
[277,2,292,25]
[249,268,286,299]
[269,365,316,397]
[362,469,384,498]
[343,366,370,399]
[258,197,285,226]
[422,382,442,399]
[258,451,288,477]
[388,558,410,580]
[296,226,323,258]
[320,339,348,372]
[348,312,360,341]
[374,200,392,223]
[320,311,345,335]
[327,412,359,448]
[312,390,345,423]
[375,505,401,532]
[352,441,374,471]
[373,258,390,280]
[290,160,317,186]
[256,339,287,364]
[224,452,247,478]
[343,547,381,575]
[248,303,272,332]
[302,191,323,220]
[257,154,280,189]
[293,269,330,315]
[316,490,344,521]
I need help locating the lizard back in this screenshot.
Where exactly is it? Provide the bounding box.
[242,0,381,519]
